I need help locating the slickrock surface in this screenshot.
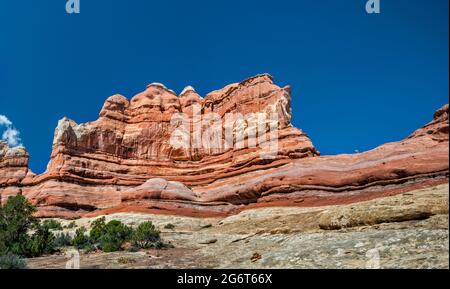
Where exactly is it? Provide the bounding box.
[0,75,448,218]
[26,183,449,269]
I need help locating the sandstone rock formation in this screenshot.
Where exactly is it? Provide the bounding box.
[0,142,33,204]
[0,74,448,218]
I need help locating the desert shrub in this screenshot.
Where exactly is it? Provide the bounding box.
[82,243,96,253]
[64,219,139,252]
[0,195,57,258]
[99,220,133,252]
[42,219,63,230]
[53,232,73,248]
[66,221,76,229]
[0,195,37,256]
[132,221,162,249]
[164,223,175,230]
[89,217,106,242]
[72,227,90,249]
[28,224,55,257]
[0,253,26,269]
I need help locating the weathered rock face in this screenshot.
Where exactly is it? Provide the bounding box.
[121,178,197,202]
[0,142,29,184]
[0,142,33,205]
[43,74,316,187]
[408,103,449,142]
[0,74,448,218]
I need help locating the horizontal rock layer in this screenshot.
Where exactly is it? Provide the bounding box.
[0,75,448,218]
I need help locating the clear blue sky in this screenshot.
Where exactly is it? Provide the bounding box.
[0,0,448,174]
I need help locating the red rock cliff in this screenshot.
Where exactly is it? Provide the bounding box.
[0,75,448,218]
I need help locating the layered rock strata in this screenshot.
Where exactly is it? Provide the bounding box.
[0,75,448,218]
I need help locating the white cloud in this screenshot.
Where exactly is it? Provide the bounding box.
[2,128,21,147]
[0,114,22,148]
[0,115,12,126]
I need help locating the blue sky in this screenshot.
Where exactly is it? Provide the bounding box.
[0,0,448,173]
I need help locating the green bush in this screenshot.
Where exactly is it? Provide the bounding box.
[72,227,90,249]
[82,243,96,253]
[66,221,76,229]
[0,196,175,260]
[99,220,133,252]
[89,217,106,242]
[53,232,73,248]
[67,220,137,252]
[0,195,37,256]
[0,253,26,269]
[132,221,162,249]
[42,219,63,231]
[164,223,175,230]
[28,224,55,257]
[0,195,57,258]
